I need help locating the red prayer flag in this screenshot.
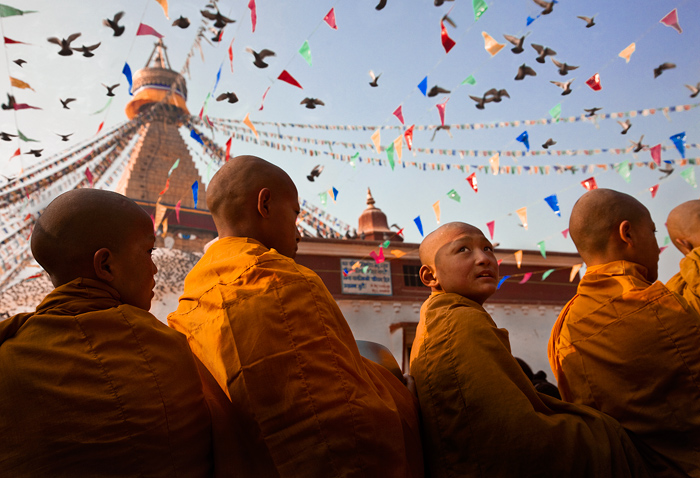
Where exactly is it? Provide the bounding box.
[649,184,659,198]
[159,178,170,195]
[659,246,669,254]
[228,38,235,72]
[277,70,303,89]
[585,73,602,91]
[581,177,597,191]
[9,148,20,159]
[324,8,338,30]
[660,8,682,34]
[466,172,478,193]
[225,136,232,162]
[404,125,414,150]
[486,220,495,240]
[95,121,104,135]
[4,37,26,44]
[393,105,404,125]
[85,167,93,187]
[436,99,448,126]
[259,86,270,110]
[248,0,257,32]
[369,247,385,264]
[519,272,532,285]
[650,144,661,166]
[175,200,181,223]
[440,19,456,53]
[136,23,164,38]
[561,228,569,239]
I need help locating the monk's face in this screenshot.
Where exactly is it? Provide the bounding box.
[429,224,499,304]
[109,213,158,311]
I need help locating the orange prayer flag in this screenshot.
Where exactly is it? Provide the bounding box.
[393,136,403,161]
[162,217,169,237]
[9,77,33,91]
[371,129,381,153]
[569,263,582,282]
[391,249,407,258]
[244,113,258,138]
[433,201,441,224]
[154,202,167,231]
[516,207,528,229]
[489,153,499,175]
[482,31,505,56]
[514,250,523,268]
[618,43,635,63]
[153,0,168,18]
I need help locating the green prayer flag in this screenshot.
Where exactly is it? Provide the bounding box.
[473,0,488,20]
[663,236,671,246]
[299,40,312,66]
[350,152,358,168]
[0,4,36,17]
[549,103,561,122]
[362,265,369,273]
[319,191,328,206]
[386,143,395,170]
[447,189,461,202]
[681,167,697,188]
[616,160,632,183]
[18,129,37,142]
[91,97,113,115]
[461,75,476,86]
[537,240,546,258]
[382,240,390,248]
[541,268,555,281]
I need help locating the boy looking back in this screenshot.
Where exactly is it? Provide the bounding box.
[410,222,651,477]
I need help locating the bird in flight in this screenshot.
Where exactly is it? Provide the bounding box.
[551,58,579,76]
[246,48,275,68]
[56,133,73,142]
[427,85,450,97]
[216,92,239,104]
[533,0,556,15]
[172,16,190,29]
[503,34,527,54]
[629,135,647,153]
[550,79,574,95]
[617,119,632,134]
[542,138,556,149]
[515,64,536,81]
[60,98,76,109]
[201,8,236,29]
[369,70,381,87]
[532,44,556,63]
[653,62,676,78]
[584,107,602,117]
[577,15,595,27]
[307,165,324,181]
[47,33,81,56]
[301,98,325,109]
[103,12,125,37]
[102,83,120,97]
[73,42,101,58]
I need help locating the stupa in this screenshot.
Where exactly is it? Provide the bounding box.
[357,188,403,242]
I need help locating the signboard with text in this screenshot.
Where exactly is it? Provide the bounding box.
[340,258,392,296]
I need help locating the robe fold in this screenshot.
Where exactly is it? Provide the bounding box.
[0,278,215,477]
[550,261,700,477]
[667,246,700,316]
[169,237,423,478]
[410,291,652,478]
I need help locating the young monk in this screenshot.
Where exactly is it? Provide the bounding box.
[666,199,700,314]
[169,155,423,478]
[0,189,234,477]
[550,189,700,476]
[410,221,652,477]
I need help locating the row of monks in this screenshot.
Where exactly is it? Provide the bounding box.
[0,154,698,477]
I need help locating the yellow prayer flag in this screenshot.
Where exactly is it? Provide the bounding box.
[489,153,499,175]
[371,129,381,153]
[433,200,441,224]
[161,217,169,237]
[391,249,407,258]
[514,250,523,269]
[10,77,33,91]
[482,32,505,56]
[516,206,528,230]
[570,263,583,282]
[244,113,258,138]
[154,202,168,232]
[618,43,635,63]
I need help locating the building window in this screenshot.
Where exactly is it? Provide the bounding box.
[403,265,422,288]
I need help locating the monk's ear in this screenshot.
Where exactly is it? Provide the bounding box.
[257,188,272,218]
[419,264,440,289]
[93,247,115,282]
[675,237,693,256]
[618,220,633,247]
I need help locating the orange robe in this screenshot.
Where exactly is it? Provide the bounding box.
[550,261,700,477]
[667,246,700,316]
[0,278,216,477]
[410,291,652,478]
[169,237,423,478]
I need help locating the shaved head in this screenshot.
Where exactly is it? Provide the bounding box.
[419,222,484,267]
[667,200,700,254]
[31,189,152,287]
[207,155,301,258]
[570,188,659,281]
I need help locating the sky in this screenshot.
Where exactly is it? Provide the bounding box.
[0,0,698,287]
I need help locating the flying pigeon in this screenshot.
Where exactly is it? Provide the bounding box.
[617,119,632,134]
[60,98,76,109]
[1,94,15,110]
[551,58,579,76]
[434,0,455,5]
[47,33,81,56]
[629,135,647,153]
[245,48,275,68]
[301,98,325,109]
[685,82,700,98]
[0,132,17,141]
[550,79,574,95]
[73,42,101,58]
[469,94,490,110]
[13,59,26,67]
[307,164,324,181]
[369,70,381,87]
[584,107,602,117]
[56,133,73,141]
[542,138,556,149]
[102,83,120,97]
[26,149,43,157]
[210,27,224,42]
[376,0,387,10]
[531,44,557,63]
[653,62,676,78]
[658,166,674,179]
[503,34,526,54]
[577,15,595,27]
[103,12,125,36]
[201,9,236,29]
[441,14,457,28]
[515,64,536,80]
[532,0,555,15]
[484,88,510,102]
[427,85,451,97]
[431,125,452,141]
[172,16,190,29]
[216,92,239,103]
